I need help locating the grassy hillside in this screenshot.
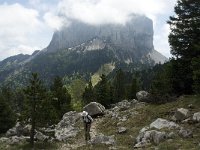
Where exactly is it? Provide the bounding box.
[1,95,200,149]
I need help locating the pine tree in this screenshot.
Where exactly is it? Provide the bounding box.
[168,0,200,94]
[24,73,45,148]
[82,80,94,105]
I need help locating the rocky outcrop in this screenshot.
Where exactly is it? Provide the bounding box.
[134,130,167,148]
[83,102,106,116]
[6,122,31,137]
[136,91,150,102]
[55,111,80,141]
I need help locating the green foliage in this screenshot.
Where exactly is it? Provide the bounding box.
[82,80,94,105]
[51,76,72,118]
[24,73,45,147]
[191,56,200,94]
[113,69,125,102]
[168,0,200,94]
[95,74,111,108]
[0,94,16,134]
[68,78,86,111]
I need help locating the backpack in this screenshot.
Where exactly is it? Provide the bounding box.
[83,115,92,123]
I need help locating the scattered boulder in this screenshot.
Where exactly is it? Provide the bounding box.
[89,134,115,145]
[150,118,179,130]
[83,102,106,116]
[35,131,49,142]
[136,91,149,102]
[174,108,190,121]
[55,111,80,141]
[178,128,193,138]
[6,122,24,137]
[193,112,200,122]
[117,127,127,134]
[134,130,167,148]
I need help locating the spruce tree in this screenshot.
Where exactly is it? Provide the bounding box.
[24,73,45,148]
[168,0,200,94]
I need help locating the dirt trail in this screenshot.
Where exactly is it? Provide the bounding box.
[60,117,103,150]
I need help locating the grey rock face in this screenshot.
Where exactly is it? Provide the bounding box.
[55,111,80,141]
[83,102,106,116]
[47,15,154,57]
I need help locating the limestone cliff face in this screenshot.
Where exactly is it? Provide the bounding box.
[47,15,154,58]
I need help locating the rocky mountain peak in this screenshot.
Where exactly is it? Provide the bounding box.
[47,15,154,56]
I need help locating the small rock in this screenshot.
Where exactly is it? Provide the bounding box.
[174,108,190,121]
[193,112,200,122]
[178,128,193,138]
[89,134,115,145]
[118,127,127,134]
[188,104,194,109]
[167,132,176,139]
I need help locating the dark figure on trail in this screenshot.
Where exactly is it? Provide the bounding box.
[81,111,93,142]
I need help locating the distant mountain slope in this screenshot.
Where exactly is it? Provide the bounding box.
[0,15,167,87]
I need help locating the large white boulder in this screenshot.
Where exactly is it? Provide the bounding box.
[83,102,105,116]
[150,118,179,130]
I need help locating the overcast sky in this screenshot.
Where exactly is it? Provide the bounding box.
[0,0,177,60]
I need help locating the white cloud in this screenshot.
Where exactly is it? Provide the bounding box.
[154,24,172,58]
[44,12,68,30]
[57,0,173,25]
[0,3,52,60]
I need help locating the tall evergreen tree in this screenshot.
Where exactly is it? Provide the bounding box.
[95,74,110,108]
[82,80,94,105]
[51,76,72,118]
[24,73,45,148]
[168,0,200,94]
